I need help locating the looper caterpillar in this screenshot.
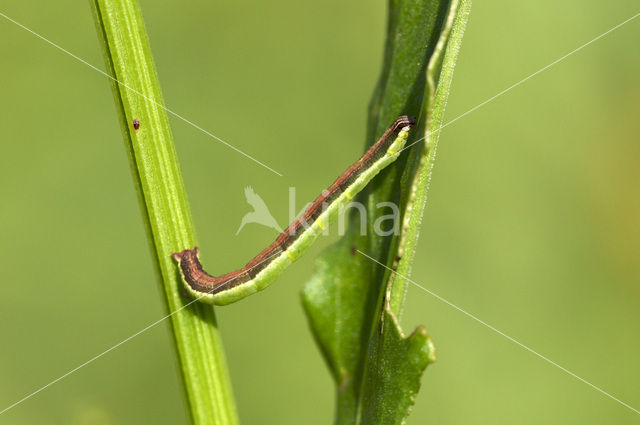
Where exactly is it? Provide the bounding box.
[173,116,415,305]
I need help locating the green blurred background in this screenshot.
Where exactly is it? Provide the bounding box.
[1,1,638,424]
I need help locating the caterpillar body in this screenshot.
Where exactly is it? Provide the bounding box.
[172,116,415,305]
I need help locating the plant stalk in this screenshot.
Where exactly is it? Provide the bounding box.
[92,1,240,423]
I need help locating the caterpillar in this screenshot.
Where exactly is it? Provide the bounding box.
[172,116,415,305]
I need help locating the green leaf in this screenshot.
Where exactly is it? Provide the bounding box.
[92,1,239,424]
[302,1,471,423]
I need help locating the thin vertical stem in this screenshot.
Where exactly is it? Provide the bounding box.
[92,1,240,423]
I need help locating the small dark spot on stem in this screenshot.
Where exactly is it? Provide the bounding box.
[350,245,357,256]
[133,119,140,130]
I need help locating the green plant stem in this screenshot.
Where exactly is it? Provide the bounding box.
[92,1,239,424]
[302,1,470,423]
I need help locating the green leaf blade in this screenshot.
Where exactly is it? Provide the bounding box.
[360,318,435,425]
[302,1,471,424]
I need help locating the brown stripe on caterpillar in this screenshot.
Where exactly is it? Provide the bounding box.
[173,247,251,294]
[278,115,415,246]
[359,115,414,169]
[173,115,415,297]
[244,244,284,278]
